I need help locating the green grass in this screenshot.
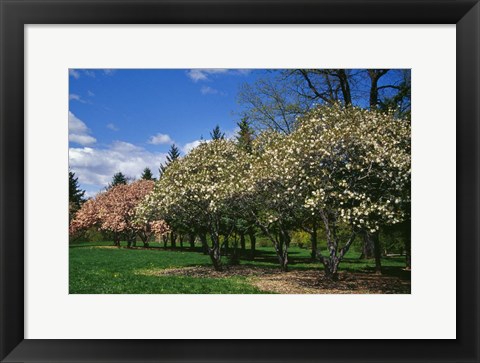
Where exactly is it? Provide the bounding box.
[69,241,408,294]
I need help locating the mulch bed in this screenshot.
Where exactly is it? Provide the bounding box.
[137,265,411,294]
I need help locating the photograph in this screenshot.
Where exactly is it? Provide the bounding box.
[68,68,411,294]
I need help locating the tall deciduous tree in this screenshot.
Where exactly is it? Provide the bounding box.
[238,72,308,134]
[238,69,411,134]
[240,130,301,271]
[295,105,411,279]
[138,139,248,271]
[238,69,411,267]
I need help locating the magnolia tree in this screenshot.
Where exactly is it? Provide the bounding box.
[69,197,101,240]
[137,139,248,270]
[238,130,305,271]
[293,105,411,279]
[70,180,168,246]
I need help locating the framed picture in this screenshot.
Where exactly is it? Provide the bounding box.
[1,0,478,362]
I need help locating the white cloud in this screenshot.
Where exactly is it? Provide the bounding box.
[106,123,119,131]
[180,128,238,155]
[83,189,99,199]
[200,86,225,96]
[69,134,97,145]
[69,93,86,103]
[186,69,251,82]
[186,69,228,82]
[148,133,173,145]
[69,69,80,79]
[103,69,116,76]
[200,86,218,95]
[69,141,167,188]
[87,90,95,97]
[236,69,252,75]
[68,111,96,145]
[84,70,96,78]
[181,139,207,154]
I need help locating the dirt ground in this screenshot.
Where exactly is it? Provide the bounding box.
[138,265,411,294]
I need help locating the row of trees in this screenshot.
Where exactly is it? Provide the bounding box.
[69,69,411,280]
[70,105,410,280]
[134,104,410,279]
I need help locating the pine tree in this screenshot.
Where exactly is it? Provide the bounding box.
[69,170,86,208]
[236,117,254,153]
[141,167,154,180]
[159,144,181,177]
[108,172,127,189]
[210,125,225,140]
[69,170,86,221]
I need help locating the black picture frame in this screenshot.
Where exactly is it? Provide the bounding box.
[1,0,478,362]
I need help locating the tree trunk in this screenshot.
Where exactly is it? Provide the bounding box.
[273,229,289,272]
[282,230,290,271]
[319,217,356,281]
[404,221,411,270]
[359,232,375,259]
[170,232,176,248]
[199,233,209,255]
[310,227,318,260]
[338,69,352,106]
[113,232,120,247]
[367,69,390,110]
[372,231,382,274]
[189,233,195,248]
[369,75,379,110]
[209,232,222,271]
[162,234,168,248]
[248,227,256,260]
[229,235,240,265]
[322,256,340,280]
[223,235,229,256]
[126,233,136,248]
[139,232,150,247]
[240,232,246,252]
[179,234,183,249]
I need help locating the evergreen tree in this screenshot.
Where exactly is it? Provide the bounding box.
[141,167,155,180]
[69,170,86,209]
[236,117,254,153]
[69,170,85,221]
[210,125,225,140]
[108,172,127,189]
[159,144,181,176]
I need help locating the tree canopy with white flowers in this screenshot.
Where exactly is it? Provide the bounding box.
[136,139,249,270]
[135,104,410,278]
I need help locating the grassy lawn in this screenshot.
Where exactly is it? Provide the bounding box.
[70,241,408,294]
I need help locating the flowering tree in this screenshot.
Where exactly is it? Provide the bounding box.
[70,180,168,246]
[294,105,411,279]
[239,130,304,271]
[137,139,248,270]
[69,197,101,240]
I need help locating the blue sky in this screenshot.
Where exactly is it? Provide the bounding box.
[69,68,408,197]
[69,69,259,197]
